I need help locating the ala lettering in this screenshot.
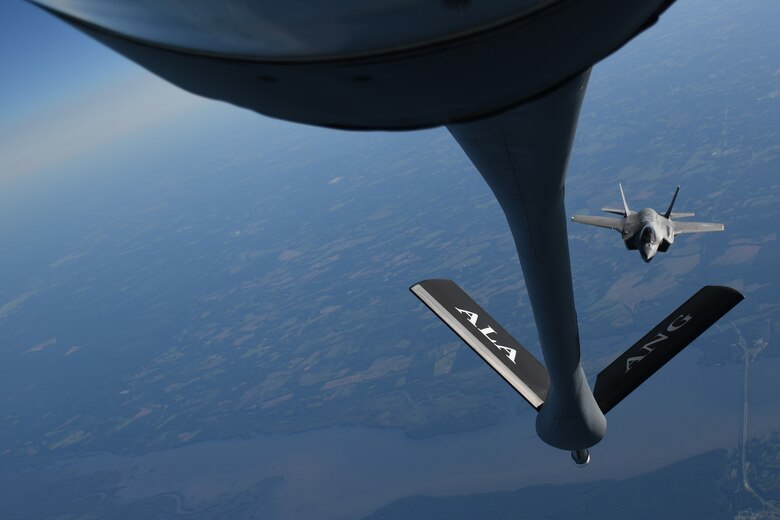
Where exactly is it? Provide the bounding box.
[455,307,517,363]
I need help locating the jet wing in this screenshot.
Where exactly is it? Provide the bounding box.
[571,215,623,231]
[673,221,724,234]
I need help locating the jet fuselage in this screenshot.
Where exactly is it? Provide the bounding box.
[623,208,674,262]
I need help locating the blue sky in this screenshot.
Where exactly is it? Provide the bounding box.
[0,1,216,183]
[0,2,129,120]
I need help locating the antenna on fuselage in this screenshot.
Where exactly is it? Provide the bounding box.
[664,186,680,219]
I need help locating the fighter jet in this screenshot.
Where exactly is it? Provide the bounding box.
[572,184,724,262]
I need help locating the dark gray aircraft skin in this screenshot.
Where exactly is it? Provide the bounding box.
[29,0,745,464]
[29,0,675,130]
[572,184,725,262]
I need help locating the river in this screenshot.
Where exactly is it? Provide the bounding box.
[63,351,780,519]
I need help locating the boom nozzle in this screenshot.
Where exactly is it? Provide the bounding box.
[571,449,591,467]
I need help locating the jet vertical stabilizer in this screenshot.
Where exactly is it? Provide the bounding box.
[664,186,680,219]
[601,183,632,216]
[619,183,631,216]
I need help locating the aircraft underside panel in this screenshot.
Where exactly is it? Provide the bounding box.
[33,0,676,129]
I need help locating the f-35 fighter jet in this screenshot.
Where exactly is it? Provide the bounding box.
[572,184,724,262]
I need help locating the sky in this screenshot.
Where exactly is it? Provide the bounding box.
[0,1,217,184]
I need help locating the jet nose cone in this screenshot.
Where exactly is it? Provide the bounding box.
[640,245,655,262]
